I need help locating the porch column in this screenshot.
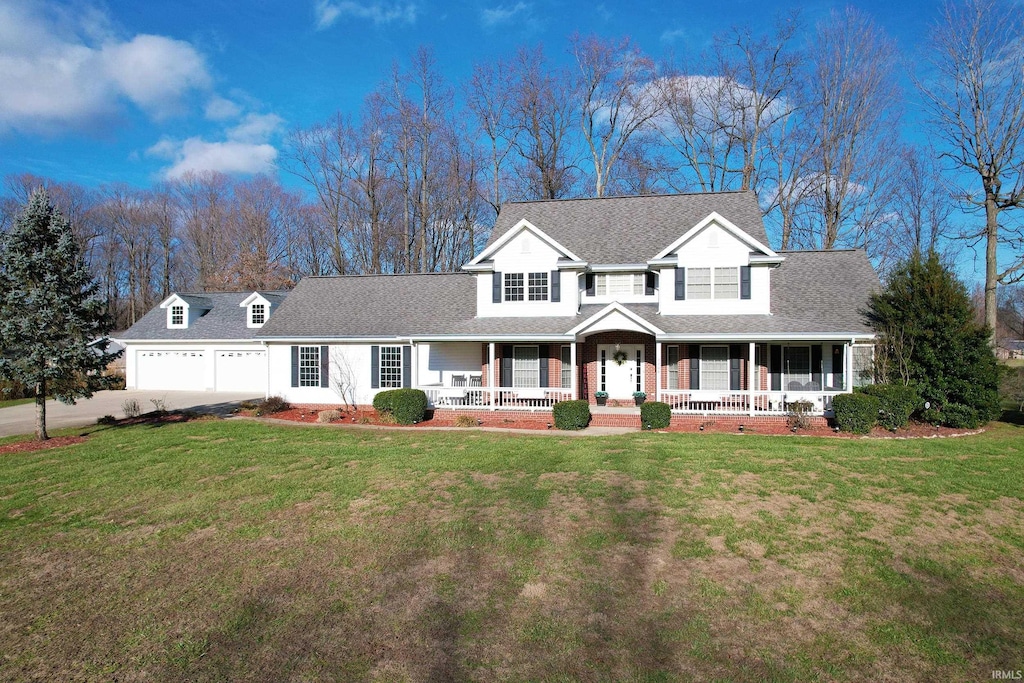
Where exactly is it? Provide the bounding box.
[845,340,854,393]
[489,342,496,410]
[570,340,578,400]
[411,341,418,388]
[748,341,756,417]
[655,341,662,403]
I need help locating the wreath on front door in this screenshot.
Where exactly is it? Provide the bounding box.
[612,350,629,366]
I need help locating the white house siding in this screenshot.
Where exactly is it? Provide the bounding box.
[476,230,579,318]
[125,342,268,393]
[659,223,771,316]
[416,342,482,386]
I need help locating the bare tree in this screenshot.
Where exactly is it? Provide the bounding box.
[918,0,1024,337]
[466,57,517,216]
[883,145,955,268]
[571,34,658,197]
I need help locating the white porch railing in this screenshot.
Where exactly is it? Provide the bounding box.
[418,386,574,411]
[660,390,840,416]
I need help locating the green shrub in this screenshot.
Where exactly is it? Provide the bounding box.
[833,393,880,434]
[553,400,590,430]
[939,402,981,429]
[640,401,671,429]
[372,389,396,413]
[860,384,919,430]
[390,388,428,424]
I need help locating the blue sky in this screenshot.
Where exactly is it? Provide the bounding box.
[0,0,940,189]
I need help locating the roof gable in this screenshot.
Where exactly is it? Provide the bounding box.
[467,219,581,266]
[653,211,779,260]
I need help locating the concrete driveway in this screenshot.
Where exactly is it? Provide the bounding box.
[0,390,262,437]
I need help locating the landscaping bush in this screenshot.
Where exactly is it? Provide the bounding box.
[859,384,919,430]
[317,409,341,423]
[454,414,476,427]
[833,393,880,434]
[553,400,590,430]
[372,389,396,414]
[121,398,141,418]
[938,402,981,429]
[640,401,671,429]
[254,395,289,416]
[787,400,814,431]
[390,388,428,425]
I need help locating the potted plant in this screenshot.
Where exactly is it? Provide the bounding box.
[633,391,647,406]
[595,391,608,406]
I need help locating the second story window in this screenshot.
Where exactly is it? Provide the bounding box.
[170,305,184,326]
[528,272,548,301]
[251,303,266,326]
[595,273,644,296]
[688,267,739,300]
[504,273,524,301]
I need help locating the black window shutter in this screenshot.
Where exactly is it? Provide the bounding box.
[740,266,751,300]
[492,271,502,303]
[402,345,412,388]
[290,346,299,387]
[832,344,845,390]
[675,268,685,300]
[729,344,742,391]
[585,273,595,296]
[320,345,329,388]
[539,345,549,387]
[689,344,700,390]
[370,345,379,389]
[811,345,823,390]
[645,272,655,295]
[770,345,782,391]
[501,345,513,387]
[550,271,560,302]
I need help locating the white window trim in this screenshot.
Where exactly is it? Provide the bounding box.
[700,345,730,391]
[687,267,740,300]
[298,346,321,388]
[504,273,525,302]
[513,345,540,388]
[248,303,267,328]
[168,304,187,329]
[379,345,404,389]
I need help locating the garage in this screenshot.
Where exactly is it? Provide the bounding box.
[214,350,267,392]
[136,350,206,390]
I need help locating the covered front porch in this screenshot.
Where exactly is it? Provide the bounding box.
[409,333,872,416]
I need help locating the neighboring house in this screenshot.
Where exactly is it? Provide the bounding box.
[117,291,286,392]
[252,191,879,417]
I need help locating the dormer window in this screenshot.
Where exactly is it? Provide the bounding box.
[170,305,185,327]
[251,303,266,326]
[595,273,644,296]
[688,267,739,300]
[527,272,548,301]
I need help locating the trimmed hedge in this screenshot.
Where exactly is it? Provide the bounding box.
[553,400,591,430]
[372,389,396,413]
[939,402,981,429]
[640,401,671,430]
[390,388,428,425]
[833,392,880,434]
[859,384,920,430]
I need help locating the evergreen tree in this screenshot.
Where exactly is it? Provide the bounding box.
[866,251,1000,427]
[0,189,120,440]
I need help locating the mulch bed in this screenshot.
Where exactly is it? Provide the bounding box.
[0,435,87,455]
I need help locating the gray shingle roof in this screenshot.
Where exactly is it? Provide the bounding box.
[117,291,288,341]
[259,249,878,339]
[487,191,770,263]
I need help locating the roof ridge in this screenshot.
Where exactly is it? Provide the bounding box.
[777,248,865,254]
[500,190,751,207]
[306,271,469,279]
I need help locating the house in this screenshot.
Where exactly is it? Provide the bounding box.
[251,191,879,417]
[117,291,285,392]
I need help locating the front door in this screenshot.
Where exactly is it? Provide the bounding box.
[600,344,644,399]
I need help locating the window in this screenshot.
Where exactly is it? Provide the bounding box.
[784,346,811,390]
[379,345,403,388]
[561,345,572,388]
[700,346,730,391]
[528,272,548,301]
[714,267,739,299]
[513,346,539,388]
[298,346,321,387]
[689,268,712,299]
[852,345,874,388]
[688,267,740,299]
[504,273,524,301]
[594,273,644,296]
[251,303,266,326]
[667,346,679,390]
[170,305,184,326]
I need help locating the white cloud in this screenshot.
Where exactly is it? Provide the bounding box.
[314,0,418,29]
[150,138,278,178]
[205,95,243,121]
[0,0,211,134]
[148,112,283,179]
[660,28,688,44]
[481,2,529,28]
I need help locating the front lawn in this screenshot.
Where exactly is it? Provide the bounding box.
[1,419,1022,681]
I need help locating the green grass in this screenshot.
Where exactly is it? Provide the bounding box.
[1,418,1023,681]
[0,397,34,409]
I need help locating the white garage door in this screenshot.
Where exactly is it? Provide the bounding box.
[214,350,267,392]
[136,350,206,390]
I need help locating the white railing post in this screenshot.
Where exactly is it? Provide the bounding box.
[748,341,756,417]
[655,341,662,403]
[570,340,577,400]
[489,342,496,411]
